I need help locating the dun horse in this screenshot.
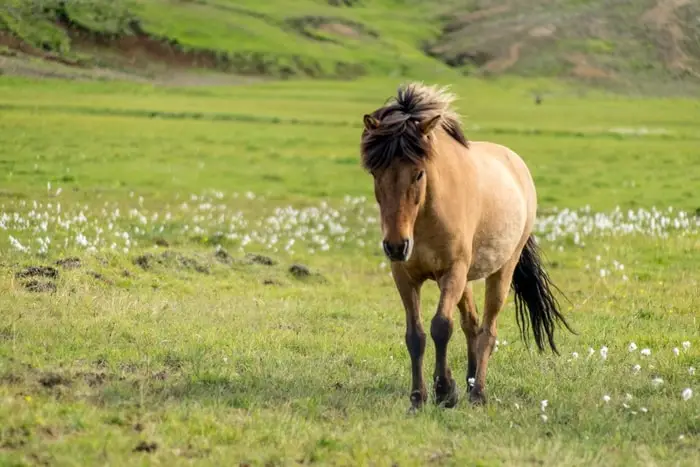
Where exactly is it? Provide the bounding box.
[359,82,574,409]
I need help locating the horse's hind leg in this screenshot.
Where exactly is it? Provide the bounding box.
[469,257,519,405]
[458,283,480,389]
[431,262,468,408]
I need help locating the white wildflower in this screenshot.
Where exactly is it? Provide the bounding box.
[651,377,664,387]
[602,395,611,403]
[640,348,651,357]
[682,388,693,401]
[628,342,637,352]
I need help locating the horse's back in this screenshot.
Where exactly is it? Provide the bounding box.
[463,141,537,280]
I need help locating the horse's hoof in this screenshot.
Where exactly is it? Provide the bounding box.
[406,404,422,416]
[434,377,459,408]
[468,387,487,406]
[408,389,427,414]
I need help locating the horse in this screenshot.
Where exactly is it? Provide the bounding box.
[359,82,574,410]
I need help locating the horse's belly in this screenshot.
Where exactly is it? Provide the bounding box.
[467,205,527,281]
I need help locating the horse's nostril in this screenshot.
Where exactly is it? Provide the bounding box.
[382,240,392,257]
[383,239,411,261]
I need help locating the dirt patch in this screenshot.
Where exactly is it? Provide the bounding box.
[38,372,71,389]
[80,371,109,388]
[214,246,232,264]
[15,266,58,280]
[318,23,361,39]
[133,441,158,453]
[55,257,82,270]
[529,25,556,38]
[246,253,277,266]
[87,271,114,285]
[133,251,209,274]
[566,53,613,79]
[289,264,311,278]
[154,237,170,247]
[287,16,379,44]
[16,265,59,292]
[23,280,57,294]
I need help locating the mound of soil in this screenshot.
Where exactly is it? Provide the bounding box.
[133,251,210,274]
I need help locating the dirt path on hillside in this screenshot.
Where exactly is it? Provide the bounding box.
[641,0,698,78]
[484,42,523,73]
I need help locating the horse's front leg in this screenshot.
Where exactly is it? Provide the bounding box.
[432,262,468,408]
[391,265,426,412]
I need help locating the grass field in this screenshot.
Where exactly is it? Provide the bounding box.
[0,74,698,466]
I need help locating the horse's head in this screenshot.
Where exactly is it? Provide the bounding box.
[361,112,440,262]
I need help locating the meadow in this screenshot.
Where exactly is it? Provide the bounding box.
[0,75,698,466]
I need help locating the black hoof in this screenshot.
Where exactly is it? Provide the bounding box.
[406,404,421,416]
[468,386,487,406]
[408,389,426,413]
[434,377,459,408]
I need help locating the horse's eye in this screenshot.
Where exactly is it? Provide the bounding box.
[414,171,424,182]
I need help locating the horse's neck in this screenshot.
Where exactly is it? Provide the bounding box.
[418,135,474,231]
[427,135,474,200]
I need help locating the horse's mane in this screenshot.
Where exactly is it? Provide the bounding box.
[360,82,469,172]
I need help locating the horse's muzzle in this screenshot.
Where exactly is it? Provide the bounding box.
[382,238,413,262]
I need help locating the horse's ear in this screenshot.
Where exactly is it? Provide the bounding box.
[363,114,379,131]
[419,115,441,135]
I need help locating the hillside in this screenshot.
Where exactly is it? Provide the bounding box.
[1,0,699,90]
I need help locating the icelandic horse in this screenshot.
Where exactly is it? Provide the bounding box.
[359,82,574,410]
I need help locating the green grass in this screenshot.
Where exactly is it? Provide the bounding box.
[0,74,698,466]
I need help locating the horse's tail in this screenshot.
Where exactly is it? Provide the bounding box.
[511,235,575,355]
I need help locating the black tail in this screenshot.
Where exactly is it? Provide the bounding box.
[511,235,575,355]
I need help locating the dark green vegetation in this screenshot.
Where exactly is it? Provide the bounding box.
[0,75,698,465]
[1,0,700,92]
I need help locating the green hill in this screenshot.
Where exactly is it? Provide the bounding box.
[1,0,699,90]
